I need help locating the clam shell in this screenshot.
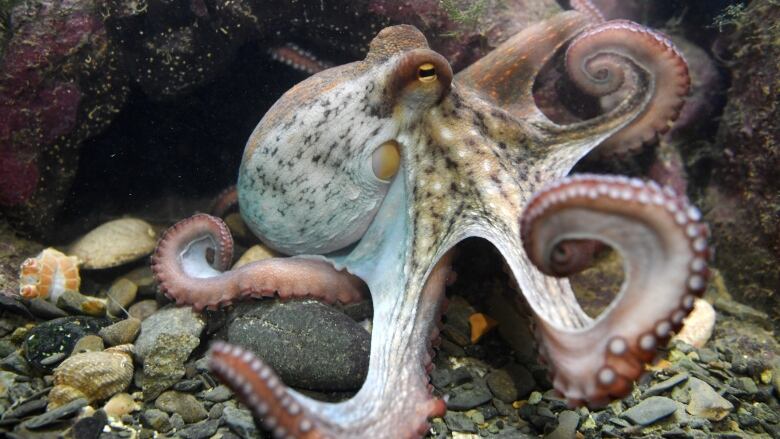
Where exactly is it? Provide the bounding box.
[70,219,157,269]
[48,344,134,409]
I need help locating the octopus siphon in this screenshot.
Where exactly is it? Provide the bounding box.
[151,4,709,438]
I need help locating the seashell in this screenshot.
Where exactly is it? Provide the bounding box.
[69,218,157,269]
[48,344,134,409]
[19,248,80,301]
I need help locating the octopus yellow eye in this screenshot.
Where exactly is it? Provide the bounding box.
[417,63,437,83]
[372,140,401,181]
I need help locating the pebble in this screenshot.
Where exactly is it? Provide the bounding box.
[106,278,138,317]
[201,384,232,403]
[222,404,257,438]
[56,290,106,317]
[444,411,477,433]
[155,390,208,424]
[1,351,32,376]
[72,410,108,439]
[2,397,47,419]
[135,306,204,399]
[227,299,369,391]
[621,396,678,425]
[232,243,278,268]
[71,334,105,354]
[686,377,734,421]
[127,299,159,321]
[173,378,204,393]
[642,372,689,397]
[122,266,157,297]
[545,410,579,439]
[177,418,220,439]
[486,369,518,403]
[23,398,87,429]
[99,318,141,346]
[447,378,493,410]
[27,297,68,319]
[141,408,172,433]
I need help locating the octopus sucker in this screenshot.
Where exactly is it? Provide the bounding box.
[151,8,705,437]
[520,174,709,405]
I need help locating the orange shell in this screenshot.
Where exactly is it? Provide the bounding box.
[19,248,80,300]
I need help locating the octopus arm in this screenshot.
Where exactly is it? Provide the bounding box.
[554,20,690,155]
[520,174,709,407]
[455,11,593,119]
[208,251,455,439]
[151,214,366,311]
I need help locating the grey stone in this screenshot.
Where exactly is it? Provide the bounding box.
[170,412,185,430]
[545,410,579,439]
[173,378,204,393]
[27,297,68,319]
[155,390,208,424]
[128,299,159,321]
[99,318,141,346]
[71,334,105,354]
[72,410,107,439]
[486,363,536,403]
[0,350,31,376]
[643,372,690,398]
[447,378,493,410]
[621,396,678,425]
[227,299,369,391]
[136,306,204,399]
[686,377,734,421]
[202,384,232,402]
[106,278,138,317]
[208,402,223,419]
[135,305,204,363]
[444,411,477,433]
[142,332,200,399]
[24,398,87,429]
[177,418,220,439]
[730,376,758,395]
[141,408,172,432]
[222,405,257,438]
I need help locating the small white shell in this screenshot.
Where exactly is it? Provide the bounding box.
[69,218,157,269]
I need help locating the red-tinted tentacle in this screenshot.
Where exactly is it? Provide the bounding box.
[565,20,690,155]
[151,214,366,311]
[520,174,709,406]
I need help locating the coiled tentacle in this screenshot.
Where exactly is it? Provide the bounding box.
[521,174,709,406]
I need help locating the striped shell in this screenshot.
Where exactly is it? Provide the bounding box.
[69,218,158,269]
[19,248,80,301]
[48,344,134,409]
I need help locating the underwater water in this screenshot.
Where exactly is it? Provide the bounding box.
[0,0,778,438]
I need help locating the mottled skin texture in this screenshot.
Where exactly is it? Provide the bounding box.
[152,9,707,439]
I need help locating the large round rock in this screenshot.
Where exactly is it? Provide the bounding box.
[226,299,370,391]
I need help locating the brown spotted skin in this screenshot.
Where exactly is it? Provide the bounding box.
[151,9,702,439]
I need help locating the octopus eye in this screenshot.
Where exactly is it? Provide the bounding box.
[417,63,437,83]
[372,140,401,181]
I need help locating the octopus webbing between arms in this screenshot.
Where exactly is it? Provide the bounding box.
[151,9,707,439]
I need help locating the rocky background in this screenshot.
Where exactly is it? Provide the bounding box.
[0,0,778,438]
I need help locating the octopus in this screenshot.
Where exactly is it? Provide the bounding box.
[151,3,709,438]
